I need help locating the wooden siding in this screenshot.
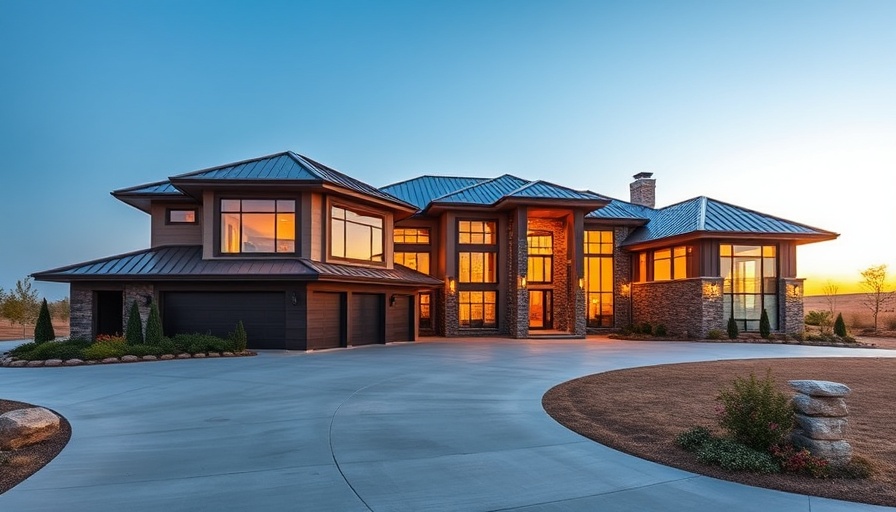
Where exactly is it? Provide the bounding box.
[350,293,384,345]
[385,294,413,342]
[307,291,344,349]
[150,203,201,247]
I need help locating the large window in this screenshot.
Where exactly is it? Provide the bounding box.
[394,228,430,244]
[584,230,614,327]
[721,244,778,331]
[221,199,295,254]
[330,205,384,262]
[395,252,431,274]
[458,291,497,328]
[458,220,495,244]
[527,232,553,283]
[651,246,692,281]
[458,252,496,283]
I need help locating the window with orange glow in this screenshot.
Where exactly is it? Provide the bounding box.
[168,209,197,224]
[458,220,496,244]
[395,252,431,274]
[458,291,497,328]
[419,293,432,330]
[394,228,430,244]
[584,230,613,327]
[527,232,553,283]
[330,205,384,262]
[652,246,691,281]
[458,252,497,283]
[220,199,295,254]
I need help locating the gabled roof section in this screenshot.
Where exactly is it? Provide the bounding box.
[431,174,531,206]
[586,198,654,221]
[112,180,191,213]
[167,151,415,210]
[505,180,608,202]
[380,175,489,210]
[31,246,443,287]
[621,196,838,246]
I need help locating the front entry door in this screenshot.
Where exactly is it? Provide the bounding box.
[528,290,553,329]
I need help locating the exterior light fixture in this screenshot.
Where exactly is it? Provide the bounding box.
[389,294,396,307]
[703,282,720,298]
[144,295,153,306]
[447,277,456,294]
[519,276,527,289]
[787,283,802,299]
[578,277,585,290]
[290,292,298,306]
[620,282,631,298]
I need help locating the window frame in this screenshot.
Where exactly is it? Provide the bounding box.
[720,243,779,331]
[527,231,553,284]
[218,198,296,255]
[584,230,614,328]
[394,227,431,244]
[166,208,198,225]
[458,290,498,329]
[395,251,431,275]
[329,203,385,264]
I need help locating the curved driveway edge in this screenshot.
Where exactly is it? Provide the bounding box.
[1,338,893,511]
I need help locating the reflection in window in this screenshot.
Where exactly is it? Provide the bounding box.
[168,209,197,224]
[458,291,497,328]
[394,228,430,244]
[221,199,295,254]
[459,252,497,283]
[721,244,778,331]
[458,220,496,245]
[584,230,614,327]
[331,205,384,262]
[419,293,432,330]
[395,252,430,274]
[652,246,691,281]
[527,233,553,283]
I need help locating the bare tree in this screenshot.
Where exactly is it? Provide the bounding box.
[822,280,839,319]
[859,264,894,331]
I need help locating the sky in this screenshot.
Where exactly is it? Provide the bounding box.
[1,0,894,300]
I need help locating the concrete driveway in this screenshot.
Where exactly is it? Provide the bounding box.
[1,338,893,511]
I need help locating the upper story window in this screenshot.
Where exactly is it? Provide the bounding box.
[331,205,384,262]
[652,246,691,281]
[458,220,496,245]
[221,199,295,254]
[167,208,197,224]
[459,252,497,283]
[395,252,430,274]
[394,228,430,244]
[527,232,553,283]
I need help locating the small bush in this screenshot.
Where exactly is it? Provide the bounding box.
[696,438,780,473]
[833,313,847,337]
[229,321,248,352]
[653,324,667,337]
[831,455,874,479]
[16,340,81,361]
[9,341,40,358]
[727,317,739,339]
[95,334,126,344]
[125,344,166,357]
[770,444,829,478]
[804,310,831,327]
[706,329,725,340]
[145,302,164,345]
[676,426,713,451]
[125,301,144,345]
[638,322,652,335]
[759,309,771,339]
[83,341,128,360]
[716,370,793,451]
[34,299,55,344]
[170,333,235,354]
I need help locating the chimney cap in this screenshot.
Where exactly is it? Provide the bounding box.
[633,172,654,180]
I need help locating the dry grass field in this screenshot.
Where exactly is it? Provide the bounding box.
[804,293,896,335]
[0,319,69,341]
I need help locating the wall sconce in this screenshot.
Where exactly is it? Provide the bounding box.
[519,275,527,289]
[290,292,298,306]
[389,294,396,307]
[620,282,631,298]
[787,283,803,299]
[447,277,456,294]
[144,295,153,306]
[578,277,585,290]
[703,282,720,298]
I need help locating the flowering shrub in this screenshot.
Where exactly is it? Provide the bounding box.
[94,334,126,344]
[716,370,794,451]
[770,444,830,478]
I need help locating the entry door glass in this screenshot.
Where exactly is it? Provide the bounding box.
[528,290,552,329]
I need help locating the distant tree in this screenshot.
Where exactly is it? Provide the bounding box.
[1,278,40,328]
[125,300,144,345]
[822,281,839,319]
[759,309,771,339]
[834,313,847,337]
[859,264,894,331]
[49,297,70,322]
[727,316,739,339]
[34,299,55,344]
[144,301,163,345]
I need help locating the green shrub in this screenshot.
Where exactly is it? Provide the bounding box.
[696,438,780,473]
[9,341,40,357]
[83,341,128,360]
[34,298,55,344]
[706,329,725,340]
[716,370,793,451]
[638,322,652,335]
[170,333,234,354]
[125,344,166,357]
[676,426,713,451]
[157,338,176,355]
[145,302,164,345]
[653,324,668,337]
[834,313,847,337]
[727,317,739,339]
[229,321,248,352]
[16,340,80,361]
[830,455,874,479]
[759,309,771,339]
[125,301,144,345]
[805,310,831,326]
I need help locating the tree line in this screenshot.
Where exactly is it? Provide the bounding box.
[0,277,70,327]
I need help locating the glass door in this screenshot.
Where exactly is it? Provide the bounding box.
[528,290,553,329]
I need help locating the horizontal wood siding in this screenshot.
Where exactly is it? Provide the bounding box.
[385,294,412,342]
[350,293,383,345]
[307,291,344,349]
[151,203,202,247]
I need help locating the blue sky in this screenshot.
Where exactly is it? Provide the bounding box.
[2,0,894,299]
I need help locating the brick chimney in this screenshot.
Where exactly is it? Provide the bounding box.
[630,172,656,208]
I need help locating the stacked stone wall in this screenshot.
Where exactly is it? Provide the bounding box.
[123,283,154,333]
[780,278,805,335]
[69,285,93,339]
[632,278,723,337]
[612,227,632,329]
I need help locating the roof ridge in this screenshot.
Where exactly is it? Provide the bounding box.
[169,151,292,179]
[380,174,487,189]
[432,174,530,203]
[698,196,708,231]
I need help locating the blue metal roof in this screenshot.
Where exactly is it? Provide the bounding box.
[32,246,443,286]
[380,176,489,210]
[506,180,608,201]
[586,198,653,221]
[113,180,185,197]
[431,174,531,205]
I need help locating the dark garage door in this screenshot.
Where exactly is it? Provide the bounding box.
[307,291,344,350]
[386,294,412,343]
[350,293,384,346]
[163,292,286,349]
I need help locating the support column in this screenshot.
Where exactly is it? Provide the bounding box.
[780,278,805,336]
[509,207,528,339]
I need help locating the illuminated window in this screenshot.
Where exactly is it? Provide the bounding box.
[168,209,197,224]
[458,291,497,328]
[636,253,647,282]
[458,220,496,245]
[221,199,295,254]
[584,230,614,327]
[330,205,384,262]
[394,228,430,244]
[652,246,691,281]
[720,244,778,331]
[527,232,553,283]
[419,293,432,330]
[395,252,431,274]
[458,252,496,283]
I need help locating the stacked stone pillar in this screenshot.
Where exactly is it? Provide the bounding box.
[789,380,852,466]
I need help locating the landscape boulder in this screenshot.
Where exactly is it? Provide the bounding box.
[0,407,61,450]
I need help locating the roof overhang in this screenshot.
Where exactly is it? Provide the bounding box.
[621,230,840,251]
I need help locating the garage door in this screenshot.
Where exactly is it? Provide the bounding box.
[350,293,383,346]
[386,295,412,342]
[163,292,286,349]
[307,292,344,350]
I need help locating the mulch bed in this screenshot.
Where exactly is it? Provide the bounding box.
[543,357,896,507]
[0,400,71,494]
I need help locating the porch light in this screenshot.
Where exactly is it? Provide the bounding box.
[578,277,585,290]
[787,283,802,298]
[447,277,456,294]
[144,295,153,306]
[519,275,527,289]
[620,282,631,298]
[703,282,720,298]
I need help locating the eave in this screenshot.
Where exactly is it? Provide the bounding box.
[620,230,840,251]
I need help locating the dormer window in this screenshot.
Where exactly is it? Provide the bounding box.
[220,199,295,254]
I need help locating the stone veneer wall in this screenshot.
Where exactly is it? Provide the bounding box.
[631,277,724,338]
[527,218,568,332]
[507,212,528,338]
[123,283,154,332]
[442,289,458,337]
[70,284,93,339]
[780,278,805,335]
[612,227,632,329]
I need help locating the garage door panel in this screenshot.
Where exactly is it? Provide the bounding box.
[386,295,411,342]
[350,293,383,346]
[308,292,343,350]
[163,292,286,349]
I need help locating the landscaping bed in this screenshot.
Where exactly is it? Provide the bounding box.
[0,400,71,494]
